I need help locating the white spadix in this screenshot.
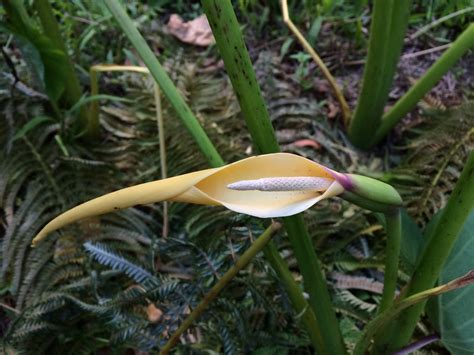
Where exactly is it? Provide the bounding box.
[227,177,333,191]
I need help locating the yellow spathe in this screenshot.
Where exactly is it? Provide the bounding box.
[33,153,344,245]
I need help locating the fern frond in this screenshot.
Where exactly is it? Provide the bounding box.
[217,320,240,355]
[330,272,384,294]
[388,102,474,224]
[11,320,57,340]
[337,290,377,313]
[16,248,55,308]
[83,242,153,284]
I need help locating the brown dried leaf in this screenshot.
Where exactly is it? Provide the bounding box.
[167,14,215,47]
[291,139,321,149]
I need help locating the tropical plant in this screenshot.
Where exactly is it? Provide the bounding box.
[1,0,473,354]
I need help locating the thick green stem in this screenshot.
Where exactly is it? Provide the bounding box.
[201,0,279,154]
[104,2,324,351]
[104,0,224,168]
[374,24,474,144]
[202,3,347,353]
[372,151,474,353]
[160,223,281,354]
[33,0,90,136]
[348,0,411,149]
[378,209,401,313]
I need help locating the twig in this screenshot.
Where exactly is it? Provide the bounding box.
[159,222,281,354]
[280,0,351,127]
[402,43,452,59]
[0,302,20,314]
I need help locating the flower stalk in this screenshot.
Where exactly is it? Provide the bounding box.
[378,209,401,313]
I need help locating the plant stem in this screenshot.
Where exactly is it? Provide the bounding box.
[160,222,281,354]
[282,214,346,353]
[202,1,279,153]
[262,241,324,351]
[202,1,346,353]
[371,151,474,353]
[33,0,90,136]
[374,24,474,144]
[340,191,396,214]
[103,0,224,168]
[280,0,351,127]
[378,209,401,313]
[348,0,411,149]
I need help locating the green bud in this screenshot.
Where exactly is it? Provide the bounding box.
[346,174,402,208]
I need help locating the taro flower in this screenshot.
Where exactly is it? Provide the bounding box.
[33,152,391,245]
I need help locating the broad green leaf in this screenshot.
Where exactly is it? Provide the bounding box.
[436,210,474,354]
